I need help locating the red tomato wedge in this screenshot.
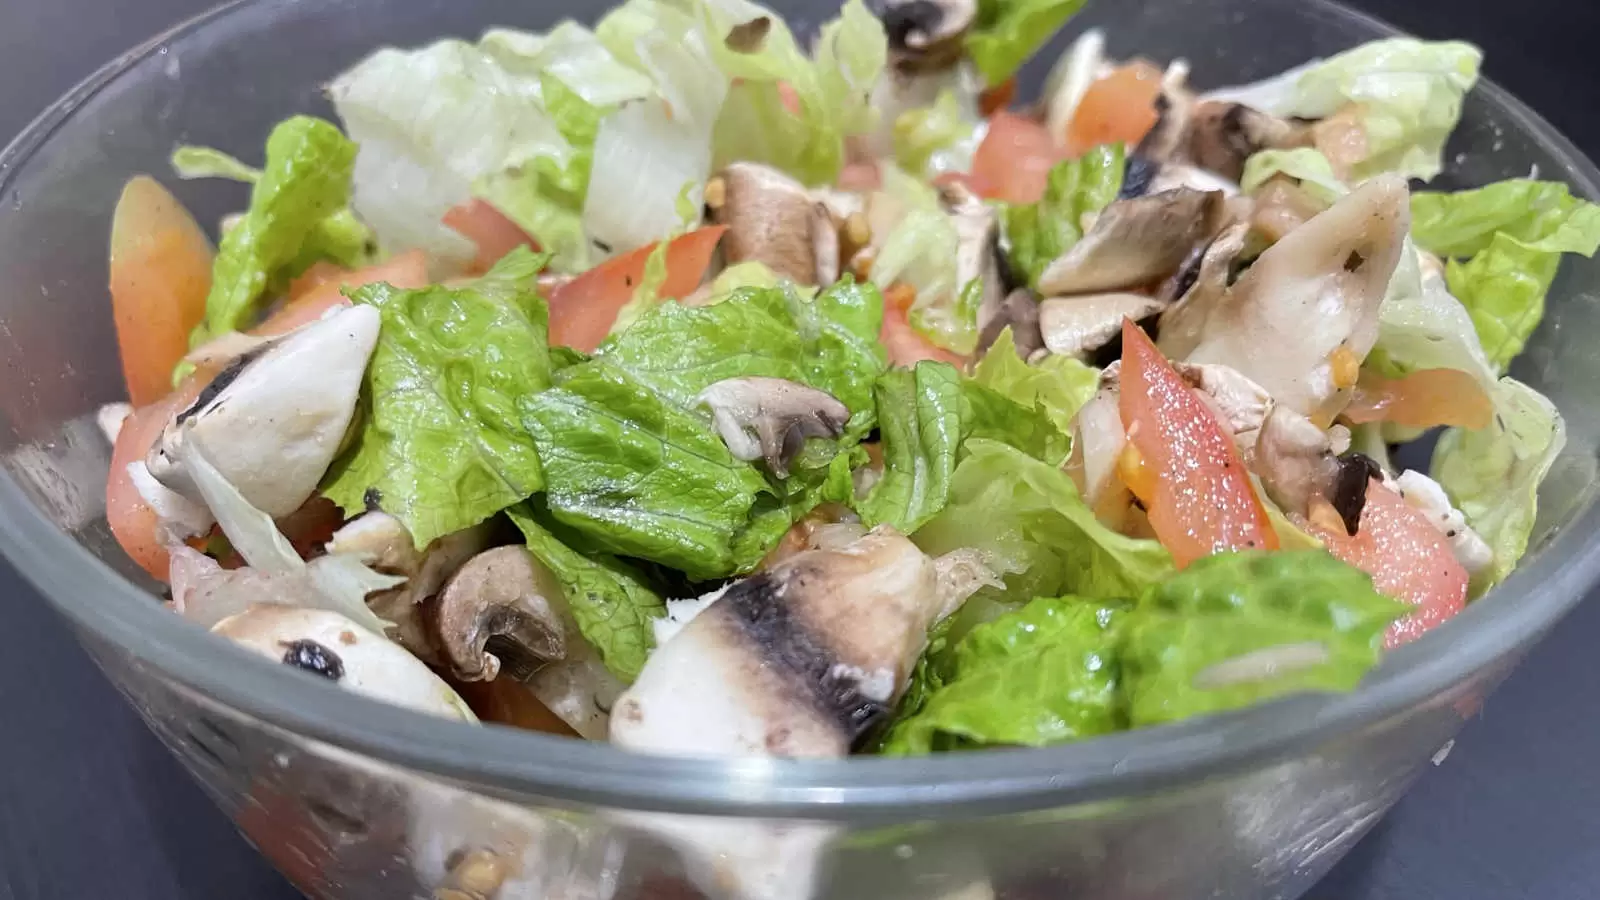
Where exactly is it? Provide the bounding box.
[110,176,215,406]
[879,284,968,368]
[978,78,1018,118]
[1299,481,1468,647]
[1063,62,1164,156]
[547,226,727,352]
[1118,319,1277,567]
[1343,368,1494,431]
[968,111,1069,204]
[255,250,430,337]
[106,375,209,581]
[442,198,541,274]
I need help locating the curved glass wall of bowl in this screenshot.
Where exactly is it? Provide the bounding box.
[0,0,1598,898]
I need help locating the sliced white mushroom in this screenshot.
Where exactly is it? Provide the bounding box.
[1186,101,1311,182]
[697,377,850,478]
[1043,29,1109,140]
[940,182,1007,352]
[610,526,986,758]
[128,459,214,539]
[1037,189,1226,296]
[146,305,381,518]
[1173,362,1274,452]
[97,402,133,445]
[427,546,624,740]
[1392,470,1494,577]
[1038,292,1166,359]
[213,605,477,721]
[1253,406,1342,519]
[1158,175,1410,421]
[1158,223,1249,339]
[881,0,977,72]
[1065,379,1132,529]
[708,163,838,286]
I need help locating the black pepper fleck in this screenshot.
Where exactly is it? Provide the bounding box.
[281,639,345,681]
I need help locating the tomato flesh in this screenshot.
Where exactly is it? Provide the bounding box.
[1299,481,1469,647]
[105,376,209,581]
[968,111,1069,204]
[1118,319,1277,567]
[255,251,430,337]
[878,284,968,368]
[110,176,215,406]
[1343,368,1494,431]
[547,226,727,352]
[442,198,541,274]
[1063,62,1164,155]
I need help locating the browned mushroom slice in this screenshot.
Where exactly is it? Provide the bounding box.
[1038,292,1166,358]
[696,377,850,478]
[976,288,1043,358]
[1135,82,1195,164]
[428,546,623,740]
[1187,101,1312,182]
[881,0,977,73]
[707,162,839,286]
[1172,362,1275,453]
[1158,222,1250,355]
[1037,188,1225,296]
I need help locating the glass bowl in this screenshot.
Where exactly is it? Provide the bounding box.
[1,0,1598,897]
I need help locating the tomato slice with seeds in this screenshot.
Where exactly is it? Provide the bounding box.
[1118,318,1277,567]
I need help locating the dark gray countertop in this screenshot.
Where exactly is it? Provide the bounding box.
[1,1,1597,898]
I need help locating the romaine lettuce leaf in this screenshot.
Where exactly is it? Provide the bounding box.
[1370,241,1496,388]
[913,439,1174,604]
[322,249,552,546]
[1410,180,1600,370]
[873,208,980,354]
[1207,38,1481,181]
[960,380,1071,465]
[878,595,1126,754]
[520,358,774,580]
[704,0,886,185]
[970,328,1099,437]
[189,117,362,345]
[1239,147,1348,206]
[892,89,984,179]
[508,505,665,682]
[1432,378,1566,594]
[1003,144,1124,290]
[1121,551,1407,726]
[853,362,965,533]
[966,0,1090,87]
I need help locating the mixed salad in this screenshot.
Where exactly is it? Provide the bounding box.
[102,0,1594,759]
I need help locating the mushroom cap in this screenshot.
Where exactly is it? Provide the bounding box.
[696,377,850,478]
[430,546,567,683]
[709,162,836,286]
[147,305,381,518]
[212,605,476,721]
[1037,189,1226,297]
[1038,292,1167,358]
[881,0,978,72]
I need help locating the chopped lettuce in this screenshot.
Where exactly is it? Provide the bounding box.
[189,117,362,345]
[1410,180,1600,370]
[521,358,774,580]
[970,328,1099,437]
[914,439,1174,605]
[1003,144,1124,290]
[966,0,1090,87]
[853,362,965,533]
[892,89,984,179]
[1371,242,1496,388]
[879,595,1126,754]
[960,381,1071,466]
[1121,551,1407,727]
[322,249,552,547]
[1206,38,1481,181]
[171,146,263,183]
[1433,379,1566,594]
[704,0,886,185]
[508,505,664,682]
[873,208,981,354]
[1239,148,1348,206]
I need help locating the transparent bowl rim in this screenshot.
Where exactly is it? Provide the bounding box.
[3,0,1599,821]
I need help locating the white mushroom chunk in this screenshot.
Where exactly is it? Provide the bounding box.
[708,163,839,286]
[881,0,978,72]
[146,305,381,518]
[1066,379,1133,528]
[212,605,477,721]
[429,546,624,740]
[1253,406,1342,519]
[1392,470,1494,576]
[697,377,850,478]
[940,183,1006,350]
[1038,292,1166,358]
[610,527,985,758]
[1037,189,1226,296]
[128,459,214,539]
[97,402,133,445]
[1159,175,1410,421]
[1174,362,1275,452]
[1158,223,1249,338]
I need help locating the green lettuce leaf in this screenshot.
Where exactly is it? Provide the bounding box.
[322,248,552,546]
[1409,180,1600,370]
[1121,551,1407,727]
[913,439,1174,604]
[1432,378,1566,594]
[1370,242,1496,387]
[879,595,1126,754]
[892,89,984,179]
[705,0,886,185]
[853,362,965,533]
[507,505,664,682]
[872,208,982,354]
[970,328,1100,437]
[1239,147,1348,205]
[1207,38,1481,181]
[520,358,773,580]
[966,0,1090,87]
[171,145,263,183]
[190,116,361,345]
[960,380,1070,465]
[1003,143,1124,290]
